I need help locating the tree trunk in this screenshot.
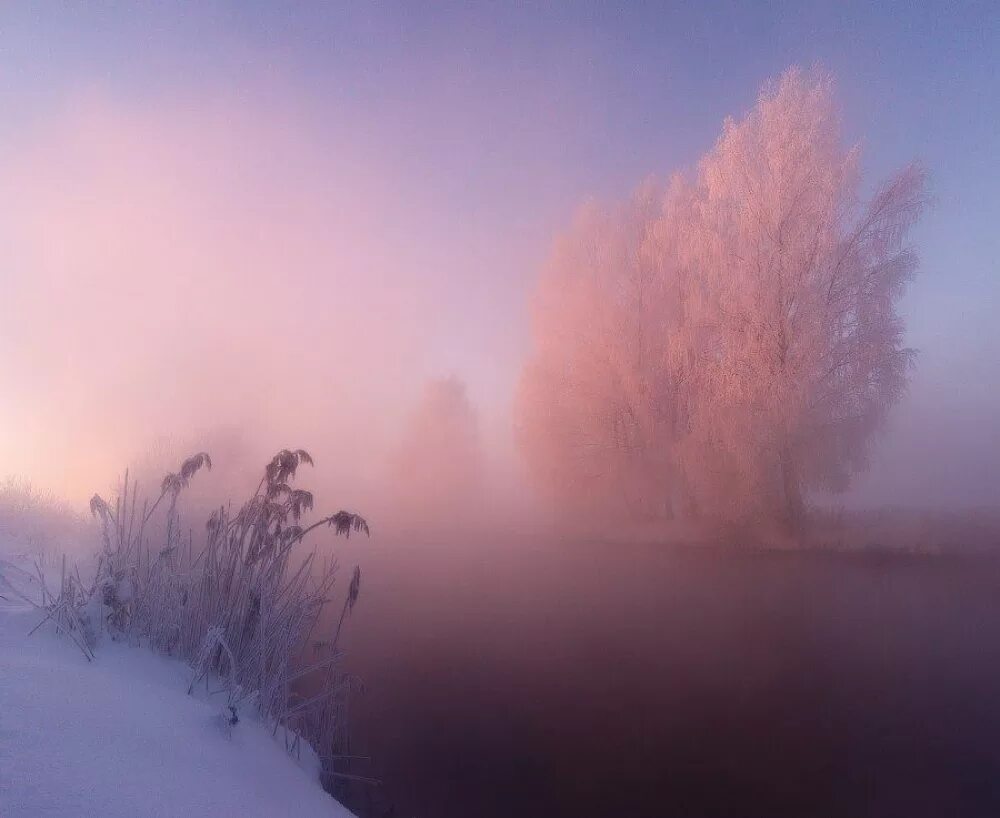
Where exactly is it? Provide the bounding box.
[781,448,804,529]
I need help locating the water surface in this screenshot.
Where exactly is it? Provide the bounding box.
[327,534,1000,817]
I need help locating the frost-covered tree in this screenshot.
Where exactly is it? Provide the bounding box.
[517,67,926,528]
[515,182,690,521]
[682,68,926,523]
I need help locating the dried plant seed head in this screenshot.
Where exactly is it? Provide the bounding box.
[179,452,212,482]
[265,448,315,487]
[89,494,111,519]
[161,473,182,495]
[328,511,370,538]
[289,490,314,520]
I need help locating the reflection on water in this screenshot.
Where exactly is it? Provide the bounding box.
[324,533,1000,818]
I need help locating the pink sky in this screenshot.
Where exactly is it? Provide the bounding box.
[0,90,505,501]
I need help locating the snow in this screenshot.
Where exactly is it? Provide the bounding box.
[0,550,353,818]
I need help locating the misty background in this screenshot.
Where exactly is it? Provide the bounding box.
[0,1,997,511]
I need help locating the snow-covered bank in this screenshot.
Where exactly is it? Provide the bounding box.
[0,555,352,818]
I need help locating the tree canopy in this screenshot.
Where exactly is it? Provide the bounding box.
[516,68,927,527]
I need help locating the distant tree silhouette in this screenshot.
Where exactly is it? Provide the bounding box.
[389,376,484,524]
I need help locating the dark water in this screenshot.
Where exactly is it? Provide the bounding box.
[326,533,1000,818]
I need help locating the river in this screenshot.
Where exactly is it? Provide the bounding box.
[321,532,1000,817]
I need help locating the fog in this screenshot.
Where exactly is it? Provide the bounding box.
[3,0,1000,523]
[1,81,997,521]
[0,88,528,513]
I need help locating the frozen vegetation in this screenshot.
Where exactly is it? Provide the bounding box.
[0,455,361,817]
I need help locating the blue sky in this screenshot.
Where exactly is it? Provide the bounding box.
[1,2,997,505]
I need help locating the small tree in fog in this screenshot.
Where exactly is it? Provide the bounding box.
[389,376,484,523]
[517,67,927,528]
